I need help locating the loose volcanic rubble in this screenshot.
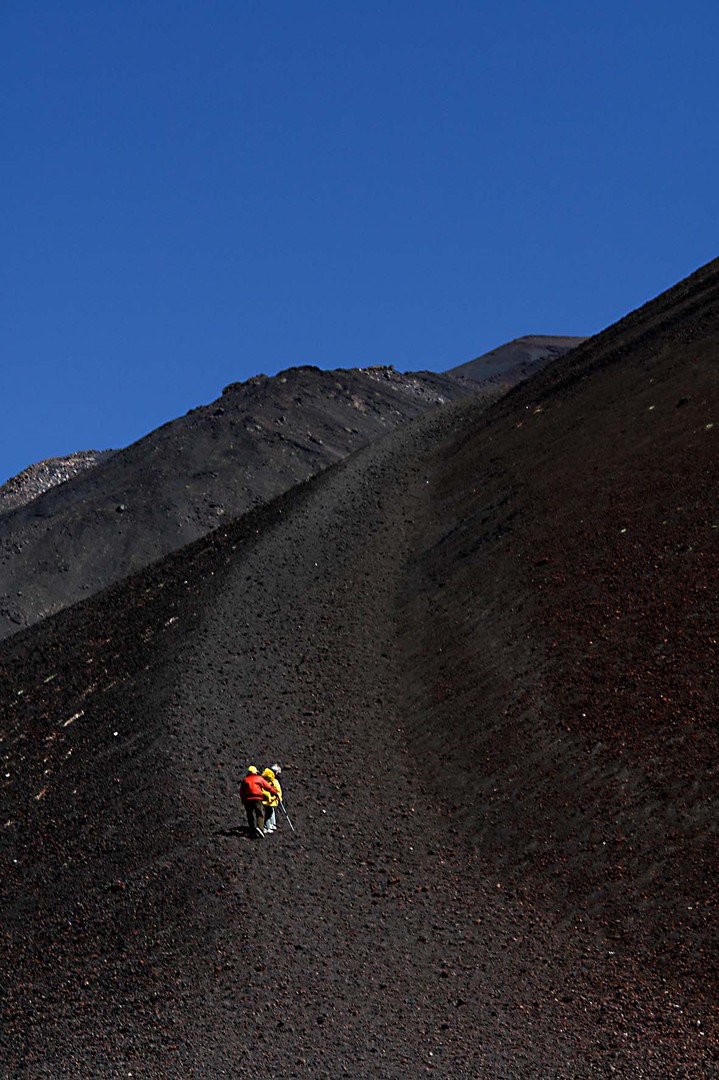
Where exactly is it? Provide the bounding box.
[0,450,116,515]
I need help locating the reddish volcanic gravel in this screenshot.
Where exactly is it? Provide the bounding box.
[1,259,718,1077]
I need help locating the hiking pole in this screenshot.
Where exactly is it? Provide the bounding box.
[279,800,295,832]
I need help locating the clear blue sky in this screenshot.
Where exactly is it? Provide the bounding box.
[2,1,717,484]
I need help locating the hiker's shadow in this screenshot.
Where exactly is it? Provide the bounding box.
[215,824,254,840]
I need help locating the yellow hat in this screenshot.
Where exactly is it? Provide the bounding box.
[248,765,258,774]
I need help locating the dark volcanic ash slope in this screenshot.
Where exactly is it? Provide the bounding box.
[400,259,719,1070]
[447,333,587,386]
[2,258,718,1078]
[0,365,471,642]
[2,404,576,1079]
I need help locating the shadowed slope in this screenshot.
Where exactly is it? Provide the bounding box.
[401,258,719,1069]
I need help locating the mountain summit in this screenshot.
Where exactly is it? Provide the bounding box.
[447,333,586,383]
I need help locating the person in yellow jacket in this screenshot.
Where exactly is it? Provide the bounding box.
[261,766,283,833]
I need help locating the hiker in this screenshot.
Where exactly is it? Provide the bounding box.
[240,765,279,838]
[261,766,282,832]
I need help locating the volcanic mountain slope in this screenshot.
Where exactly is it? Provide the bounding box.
[0,451,117,516]
[1,256,718,1077]
[447,334,587,386]
[0,365,471,642]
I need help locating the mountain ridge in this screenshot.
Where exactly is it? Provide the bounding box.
[0,364,472,641]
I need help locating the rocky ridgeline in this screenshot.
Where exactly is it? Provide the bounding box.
[0,450,115,516]
[0,364,475,640]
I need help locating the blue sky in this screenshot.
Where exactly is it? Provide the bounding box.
[2,1,717,484]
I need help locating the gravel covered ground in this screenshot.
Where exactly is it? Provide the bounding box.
[1,260,718,1076]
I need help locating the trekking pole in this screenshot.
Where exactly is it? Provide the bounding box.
[279,799,295,832]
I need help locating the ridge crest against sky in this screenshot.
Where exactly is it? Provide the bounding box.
[3,1,717,484]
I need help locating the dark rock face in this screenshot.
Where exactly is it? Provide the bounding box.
[0,450,116,515]
[448,334,587,387]
[1,259,718,1075]
[0,365,472,641]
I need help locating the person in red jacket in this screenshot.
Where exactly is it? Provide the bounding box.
[240,765,279,839]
